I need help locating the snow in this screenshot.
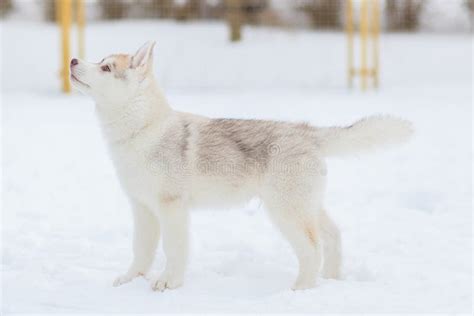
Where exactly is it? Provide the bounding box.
[1,20,472,313]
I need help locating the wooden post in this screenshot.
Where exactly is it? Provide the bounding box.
[227,0,242,42]
[77,0,85,59]
[59,0,72,93]
[360,0,369,91]
[345,0,354,88]
[371,0,380,88]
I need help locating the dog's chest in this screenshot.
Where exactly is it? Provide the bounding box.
[110,145,163,204]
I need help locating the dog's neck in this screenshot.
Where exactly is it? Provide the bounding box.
[96,77,171,145]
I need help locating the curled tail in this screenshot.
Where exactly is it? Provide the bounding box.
[316,115,413,157]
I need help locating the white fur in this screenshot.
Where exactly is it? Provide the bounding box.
[70,42,413,291]
[317,115,414,157]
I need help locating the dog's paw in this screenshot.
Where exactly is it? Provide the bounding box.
[150,274,183,292]
[291,279,316,291]
[113,273,138,287]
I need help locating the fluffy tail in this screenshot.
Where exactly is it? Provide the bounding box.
[316,115,413,157]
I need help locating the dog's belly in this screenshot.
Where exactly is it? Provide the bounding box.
[111,143,261,211]
[188,175,258,209]
[118,168,256,211]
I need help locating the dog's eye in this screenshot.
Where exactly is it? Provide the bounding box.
[101,65,111,72]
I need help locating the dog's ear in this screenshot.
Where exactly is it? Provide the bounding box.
[131,41,155,72]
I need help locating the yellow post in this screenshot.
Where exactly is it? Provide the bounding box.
[77,0,85,59]
[59,0,72,93]
[360,0,369,91]
[346,0,354,88]
[371,0,380,88]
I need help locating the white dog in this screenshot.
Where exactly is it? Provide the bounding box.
[70,41,413,291]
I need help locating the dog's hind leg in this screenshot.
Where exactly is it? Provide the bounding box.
[319,210,342,279]
[261,186,323,290]
[113,201,160,287]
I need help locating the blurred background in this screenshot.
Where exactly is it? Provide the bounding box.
[1,0,472,92]
[2,0,473,30]
[1,0,472,314]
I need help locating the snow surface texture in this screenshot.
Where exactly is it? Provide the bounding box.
[1,21,472,313]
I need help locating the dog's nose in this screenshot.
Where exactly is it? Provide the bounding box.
[70,58,78,66]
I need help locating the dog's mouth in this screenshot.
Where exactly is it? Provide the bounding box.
[70,74,90,88]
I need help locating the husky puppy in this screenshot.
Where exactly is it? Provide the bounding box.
[70,42,413,291]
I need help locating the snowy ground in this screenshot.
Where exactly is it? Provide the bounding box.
[1,21,472,313]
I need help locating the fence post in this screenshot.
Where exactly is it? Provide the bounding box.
[77,0,86,59]
[227,0,242,42]
[371,0,380,88]
[346,0,354,88]
[360,0,369,91]
[59,0,72,93]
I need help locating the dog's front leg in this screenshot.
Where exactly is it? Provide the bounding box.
[113,201,160,287]
[150,197,189,291]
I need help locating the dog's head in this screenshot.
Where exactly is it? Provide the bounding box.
[70,41,156,104]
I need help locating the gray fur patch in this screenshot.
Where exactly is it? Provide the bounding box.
[199,119,275,166]
[151,119,191,175]
[197,118,317,176]
[180,120,190,160]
